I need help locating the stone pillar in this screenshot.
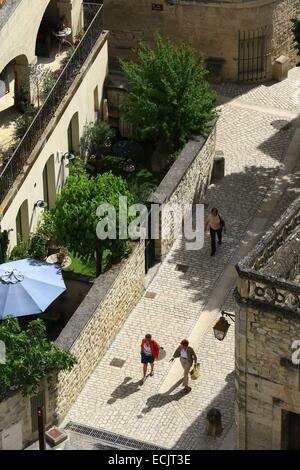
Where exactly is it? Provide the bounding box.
[13,63,30,109]
[235,300,248,449]
[273,56,290,82]
[212,150,225,180]
[206,408,223,436]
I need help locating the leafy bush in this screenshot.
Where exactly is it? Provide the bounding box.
[27,231,48,260]
[68,157,87,177]
[0,230,9,264]
[111,140,143,160]
[0,317,76,399]
[9,211,57,262]
[41,71,60,102]
[291,18,300,61]
[80,121,116,160]
[60,47,73,69]
[127,169,159,203]
[9,237,29,260]
[101,155,135,176]
[15,106,37,140]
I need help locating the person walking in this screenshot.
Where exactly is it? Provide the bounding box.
[140,334,160,384]
[170,339,197,392]
[205,207,225,256]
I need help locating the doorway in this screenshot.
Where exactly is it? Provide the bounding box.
[282,411,300,449]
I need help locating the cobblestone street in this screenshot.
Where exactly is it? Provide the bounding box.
[62,69,300,450]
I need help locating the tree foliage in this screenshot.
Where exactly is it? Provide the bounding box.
[80,121,116,160]
[291,18,300,59]
[52,171,134,275]
[0,317,76,399]
[121,34,216,147]
[0,229,9,264]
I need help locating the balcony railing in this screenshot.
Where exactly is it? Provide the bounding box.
[0,4,104,203]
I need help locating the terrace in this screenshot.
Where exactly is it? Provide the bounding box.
[0,1,103,200]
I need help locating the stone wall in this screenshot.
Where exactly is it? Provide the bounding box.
[272,0,300,67]
[103,0,299,82]
[55,241,145,422]
[235,197,300,449]
[0,379,56,449]
[148,123,216,259]
[235,300,300,449]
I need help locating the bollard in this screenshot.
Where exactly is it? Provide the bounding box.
[212,151,225,180]
[206,408,223,437]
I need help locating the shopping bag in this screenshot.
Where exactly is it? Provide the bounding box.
[190,363,200,380]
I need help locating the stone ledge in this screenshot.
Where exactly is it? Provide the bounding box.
[55,248,138,351]
[148,120,217,205]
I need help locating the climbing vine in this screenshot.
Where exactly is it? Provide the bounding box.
[291,18,300,63]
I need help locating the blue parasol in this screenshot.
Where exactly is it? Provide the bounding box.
[0,258,66,319]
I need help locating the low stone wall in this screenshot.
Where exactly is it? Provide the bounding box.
[147,122,216,259]
[55,241,145,422]
[0,379,56,449]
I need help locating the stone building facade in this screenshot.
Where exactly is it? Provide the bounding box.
[0,2,108,250]
[235,197,300,449]
[103,0,300,82]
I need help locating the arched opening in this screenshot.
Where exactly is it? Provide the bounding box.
[43,154,56,209]
[67,112,79,155]
[35,0,73,63]
[0,54,30,164]
[15,200,29,242]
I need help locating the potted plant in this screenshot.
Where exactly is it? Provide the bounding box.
[80,121,116,162]
[57,17,67,33]
[57,247,69,265]
[14,87,29,113]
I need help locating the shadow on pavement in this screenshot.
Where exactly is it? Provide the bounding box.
[107,376,141,404]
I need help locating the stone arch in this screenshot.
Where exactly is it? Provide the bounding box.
[42,154,56,209]
[15,199,29,242]
[0,54,30,111]
[35,0,61,59]
[67,112,80,155]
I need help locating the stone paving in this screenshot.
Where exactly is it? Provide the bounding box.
[62,68,300,450]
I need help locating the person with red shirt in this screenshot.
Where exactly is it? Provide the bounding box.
[140,334,160,384]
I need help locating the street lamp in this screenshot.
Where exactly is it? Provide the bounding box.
[213,310,235,341]
[34,200,48,209]
[62,152,75,161]
[123,163,135,173]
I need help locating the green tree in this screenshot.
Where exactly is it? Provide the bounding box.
[15,105,37,140]
[291,18,300,61]
[0,317,76,399]
[0,229,9,264]
[121,34,216,148]
[80,121,116,161]
[28,64,51,108]
[53,171,134,275]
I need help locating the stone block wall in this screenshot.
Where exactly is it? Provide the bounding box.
[0,379,56,449]
[55,241,145,422]
[148,123,216,259]
[235,292,300,449]
[104,0,299,82]
[272,0,300,68]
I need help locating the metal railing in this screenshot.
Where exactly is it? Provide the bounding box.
[0,4,104,203]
